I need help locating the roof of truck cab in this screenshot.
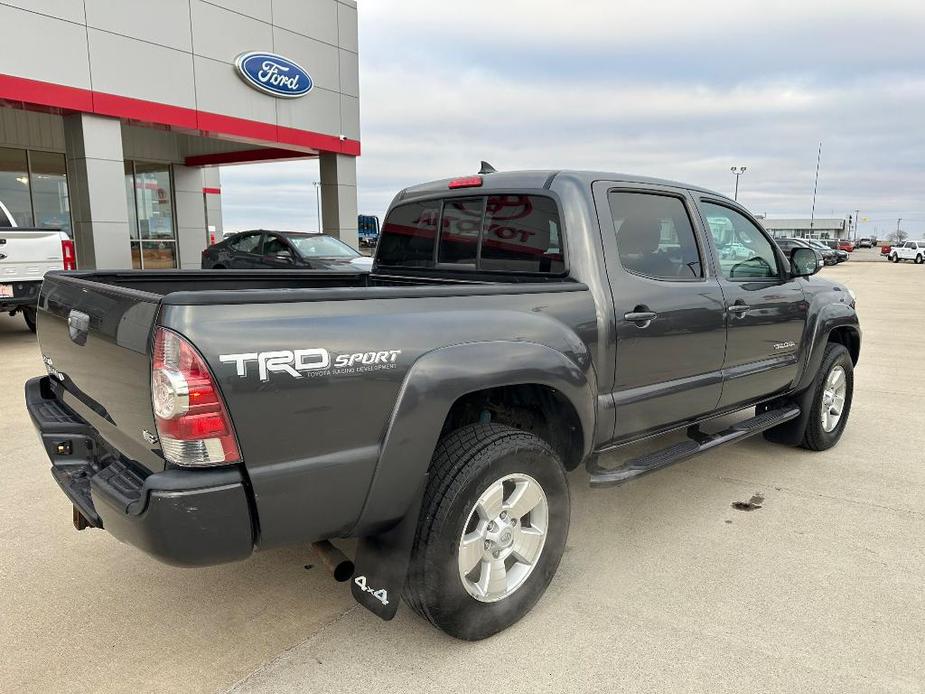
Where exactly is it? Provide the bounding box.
[396,170,729,201]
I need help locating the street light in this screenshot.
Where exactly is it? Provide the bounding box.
[730,166,747,201]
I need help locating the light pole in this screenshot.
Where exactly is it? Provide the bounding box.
[730,166,746,201]
[313,181,322,233]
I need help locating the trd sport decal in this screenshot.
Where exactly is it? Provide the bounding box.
[220,348,401,381]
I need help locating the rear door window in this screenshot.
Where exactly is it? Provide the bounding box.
[378,200,441,267]
[229,232,262,253]
[609,192,702,280]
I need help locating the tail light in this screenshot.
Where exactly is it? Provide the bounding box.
[151,327,240,466]
[61,238,76,270]
[209,231,216,246]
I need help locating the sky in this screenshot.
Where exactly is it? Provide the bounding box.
[221,0,925,239]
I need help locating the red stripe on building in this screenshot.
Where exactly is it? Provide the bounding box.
[0,72,361,161]
[202,187,222,195]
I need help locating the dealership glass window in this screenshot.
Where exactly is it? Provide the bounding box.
[0,147,34,227]
[29,151,71,233]
[125,160,177,269]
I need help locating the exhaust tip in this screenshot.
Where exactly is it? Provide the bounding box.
[311,540,355,582]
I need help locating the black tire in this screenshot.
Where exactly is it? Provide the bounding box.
[916,254,923,264]
[22,306,36,333]
[800,343,853,451]
[403,423,570,640]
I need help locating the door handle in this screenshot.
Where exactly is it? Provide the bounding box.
[624,308,658,327]
[727,301,750,315]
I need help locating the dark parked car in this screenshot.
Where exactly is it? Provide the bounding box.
[202,229,373,271]
[27,169,860,641]
[807,238,848,263]
[775,237,836,265]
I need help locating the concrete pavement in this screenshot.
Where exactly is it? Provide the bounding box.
[1,260,923,693]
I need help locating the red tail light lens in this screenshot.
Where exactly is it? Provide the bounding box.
[151,327,240,466]
[61,239,76,270]
[448,176,483,189]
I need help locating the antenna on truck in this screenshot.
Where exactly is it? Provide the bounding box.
[479,161,497,175]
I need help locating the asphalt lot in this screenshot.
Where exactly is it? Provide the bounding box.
[1,256,923,693]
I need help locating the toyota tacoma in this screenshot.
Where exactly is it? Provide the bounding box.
[26,167,860,640]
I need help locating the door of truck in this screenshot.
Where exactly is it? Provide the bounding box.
[694,198,808,409]
[593,183,727,441]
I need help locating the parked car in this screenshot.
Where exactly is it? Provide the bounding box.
[776,237,836,265]
[806,238,848,263]
[837,239,855,253]
[889,240,925,264]
[27,169,860,641]
[202,230,373,271]
[0,221,75,332]
[881,242,893,257]
[857,238,873,249]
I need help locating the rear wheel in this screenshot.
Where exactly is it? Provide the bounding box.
[403,423,570,640]
[22,306,36,333]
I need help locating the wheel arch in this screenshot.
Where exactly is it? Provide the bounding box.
[351,340,595,536]
[796,306,861,391]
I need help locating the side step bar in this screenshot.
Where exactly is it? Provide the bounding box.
[586,406,801,488]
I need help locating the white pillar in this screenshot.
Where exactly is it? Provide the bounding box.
[203,168,224,241]
[63,114,132,269]
[173,165,208,269]
[320,153,358,249]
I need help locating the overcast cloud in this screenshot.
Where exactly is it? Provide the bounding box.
[221,0,925,238]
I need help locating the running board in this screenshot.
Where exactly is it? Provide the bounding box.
[586,406,801,488]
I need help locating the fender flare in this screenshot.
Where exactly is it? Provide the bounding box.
[352,340,595,535]
[795,303,861,392]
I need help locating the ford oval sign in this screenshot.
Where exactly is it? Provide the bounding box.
[234,51,313,98]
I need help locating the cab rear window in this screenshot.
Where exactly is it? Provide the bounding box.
[377,194,564,274]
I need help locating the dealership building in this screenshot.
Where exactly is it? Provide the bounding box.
[0,0,360,269]
[759,218,848,240]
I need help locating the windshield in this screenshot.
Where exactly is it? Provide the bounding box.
[283,233,359,258]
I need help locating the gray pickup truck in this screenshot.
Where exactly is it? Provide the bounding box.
[26,169,860,640]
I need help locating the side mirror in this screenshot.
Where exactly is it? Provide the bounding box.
[790,247,822,276]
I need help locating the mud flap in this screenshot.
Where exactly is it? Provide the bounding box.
[350,475,428,620]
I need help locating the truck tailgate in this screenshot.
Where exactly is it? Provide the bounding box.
[37,274,165,472]
[0,229,63,282]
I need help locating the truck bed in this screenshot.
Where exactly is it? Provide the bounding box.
[55,269,579,303]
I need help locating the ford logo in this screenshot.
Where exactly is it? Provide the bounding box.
[234,51,313,99]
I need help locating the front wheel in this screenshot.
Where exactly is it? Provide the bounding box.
[916,254,923,264]
[801,343,854,451]
[403,423,570,640]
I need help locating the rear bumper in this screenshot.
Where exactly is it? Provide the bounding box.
[25,376,254,567]
[0,280,40,311]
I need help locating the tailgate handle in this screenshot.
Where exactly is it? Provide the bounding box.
[68,310,90,346]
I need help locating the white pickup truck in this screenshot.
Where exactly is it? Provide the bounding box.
[889,240,925,264]
[0,204,75,331]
